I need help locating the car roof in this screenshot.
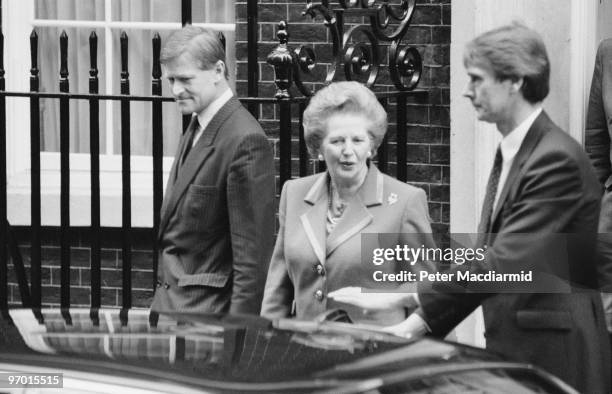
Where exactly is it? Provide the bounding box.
[0,308,539,393]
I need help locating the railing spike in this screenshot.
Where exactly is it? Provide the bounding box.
[152,33,161,79]
[120,31,128,76]
[89,31,98,75]
[59,30,68,79]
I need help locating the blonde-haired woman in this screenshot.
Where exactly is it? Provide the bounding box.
[261,81,435,325]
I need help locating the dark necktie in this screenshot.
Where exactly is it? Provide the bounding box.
[181,118,200,166]
[478,146,503,236]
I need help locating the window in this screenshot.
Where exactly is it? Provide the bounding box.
[3,0,235,226]
[381,369,563,393]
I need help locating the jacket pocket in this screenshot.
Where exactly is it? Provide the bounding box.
[177,272,230,288]
[188,184,217,196]
[516,310,572,330]
[183,185,221,232]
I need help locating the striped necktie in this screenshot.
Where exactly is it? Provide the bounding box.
[478,146,503,237]
[180,118,200,166]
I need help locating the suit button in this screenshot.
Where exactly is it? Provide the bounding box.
[314,290,324,301]
[156,279,162,288]
[163,282,170,289]
[316,264,325,276]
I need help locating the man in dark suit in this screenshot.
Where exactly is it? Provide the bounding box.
[387,23,610,393]
[151,26,275,315]
[585,38,612,347]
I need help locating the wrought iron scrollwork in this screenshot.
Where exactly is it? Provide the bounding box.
[304,0,333,21]
[370,0,417,41]
[293,45,317,96]
[343,25,379,87]
[267,0,423,97]
[389,41,422,90]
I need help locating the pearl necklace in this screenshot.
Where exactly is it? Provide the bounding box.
[328,182,347,221]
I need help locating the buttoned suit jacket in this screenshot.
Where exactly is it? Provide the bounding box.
[261,164,436,324]
[585,39,612,297]
[586,39,612,191]
[151,97,275,315]
[418,111,610,394]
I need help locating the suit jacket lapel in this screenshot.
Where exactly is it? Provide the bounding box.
[300,174,327,265]
[159,115,195,231]
[326,165,382,256]
[158,97,241,238]
[489,111,550,230]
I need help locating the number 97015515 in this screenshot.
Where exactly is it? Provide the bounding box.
[1,373,63,388]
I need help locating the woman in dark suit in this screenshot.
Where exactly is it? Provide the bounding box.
[260,81,435,325]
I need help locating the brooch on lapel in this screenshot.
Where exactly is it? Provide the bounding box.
[388,193,398,205]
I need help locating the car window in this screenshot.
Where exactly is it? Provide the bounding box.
[379,369,566,394]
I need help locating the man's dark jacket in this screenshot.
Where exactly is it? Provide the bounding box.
[152,97,275,314]
[419,112,611,394]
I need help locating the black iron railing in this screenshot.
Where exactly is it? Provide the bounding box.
[0,0,427,320]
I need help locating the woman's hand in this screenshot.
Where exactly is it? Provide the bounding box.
[327,286,417,311]
[382,314,430,339]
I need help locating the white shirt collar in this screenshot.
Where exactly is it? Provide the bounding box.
[191,88,233,146]
[196,88,233,131]
[491,107,542,211]
[499,107,542,162]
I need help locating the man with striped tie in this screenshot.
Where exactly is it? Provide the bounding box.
[332,22,611,393]
[409,22,609,393]
[151,26,275,315]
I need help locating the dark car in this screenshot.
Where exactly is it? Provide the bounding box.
[0,308,577,393]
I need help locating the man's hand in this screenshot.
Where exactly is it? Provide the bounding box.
[327,286,417,311]
[383,313,430,339]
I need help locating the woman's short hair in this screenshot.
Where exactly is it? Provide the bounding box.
[302,81,388,157]
[161,25,228,80]
[463,22,550,103]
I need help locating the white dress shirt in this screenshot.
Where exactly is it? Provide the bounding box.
[192,88,233,147]
[493,107,542,211]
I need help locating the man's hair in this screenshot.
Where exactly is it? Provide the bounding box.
[302,81,387,157]
[161,25,228,80]
[463,22,550,103]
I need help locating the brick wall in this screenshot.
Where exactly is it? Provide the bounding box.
[8,0,451,308]
[8,227,155,308]
[235,0,451,233]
